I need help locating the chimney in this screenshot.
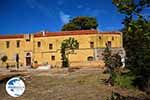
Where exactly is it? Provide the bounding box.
[41,30,46,36]
[24,34,31,41]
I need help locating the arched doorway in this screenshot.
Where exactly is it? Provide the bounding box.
[26,53,31,66]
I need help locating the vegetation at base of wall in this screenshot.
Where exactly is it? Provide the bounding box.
[1,55,8,68]
[61,16,98,31]
[61,37,79,67]
[102,45,122,73]
[102,26,145,90]
[34,61,38,64]
[102,44,135,89]
[112,0,150,93]
[61,40,69,67]
[106,91,149,100]
[112,72,135,89]
[102,45,112,70]
[1,55,8,63]
[102,37,143,90]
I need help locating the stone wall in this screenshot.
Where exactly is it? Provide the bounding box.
[95,48,126,60]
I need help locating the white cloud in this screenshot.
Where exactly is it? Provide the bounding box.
[85,8,107,17]
[57,0,63,6]
[92,9,100,16]
[85,7,91,11]
[25,0,51,16]
[26,0,36,8]
[59,11,71,24]
[77,5,83,9]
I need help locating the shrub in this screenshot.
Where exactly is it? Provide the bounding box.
[34,61,38,64]
[1,55,8,63]
[102,45,122,73]
[112,73,135,89]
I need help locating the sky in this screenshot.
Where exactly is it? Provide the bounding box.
[0,0,149,34]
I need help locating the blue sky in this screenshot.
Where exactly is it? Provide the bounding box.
[0,0,149,34]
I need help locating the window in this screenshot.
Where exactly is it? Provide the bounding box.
[112,36,114,40]
[99,36,101,40]
[108,41,111,48]
[6,41,10,48]
[37,41,41,47]
[51,56,55,61]
[87,56,94,61]
[16,40,20,48]
[49,44,53,49]
[16,54,19,62]
[90,42,94,48]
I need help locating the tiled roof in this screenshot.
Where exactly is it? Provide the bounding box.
[34,30,98,37]
[0,30,121,39]
[99,32,121,35]
[0,34,24,39]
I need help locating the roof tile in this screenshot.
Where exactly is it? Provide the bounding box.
[0,30,121,39]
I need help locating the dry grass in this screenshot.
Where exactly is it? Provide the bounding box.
[0,68,146,100]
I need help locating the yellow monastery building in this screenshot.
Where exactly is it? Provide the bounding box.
[0,30,124,67]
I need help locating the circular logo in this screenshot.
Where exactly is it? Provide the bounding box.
[6,77,25,97]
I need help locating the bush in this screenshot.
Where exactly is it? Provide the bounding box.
[1,55,8,63]
[34,61,38,64]
[133,76,150,94]
[62,58,69,67]
[112,73,135,89]
[107,91,149,100]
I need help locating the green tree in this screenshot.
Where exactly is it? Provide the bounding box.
[113,0,150,93]
[61,23,79,31]
[61,37,79,67]
[61,16,98,31]
[102,45,112,71]
[103,45,123,86]
[111,53,122,72]
[103,44,122,72]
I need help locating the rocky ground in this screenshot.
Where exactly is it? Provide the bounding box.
[0,68,148,100]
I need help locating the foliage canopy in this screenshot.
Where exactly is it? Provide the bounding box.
[113,0,150,93]
[61,16,98,31]
[61,37,79,67]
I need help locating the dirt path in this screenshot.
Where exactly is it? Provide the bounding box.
[0,68,146,100]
